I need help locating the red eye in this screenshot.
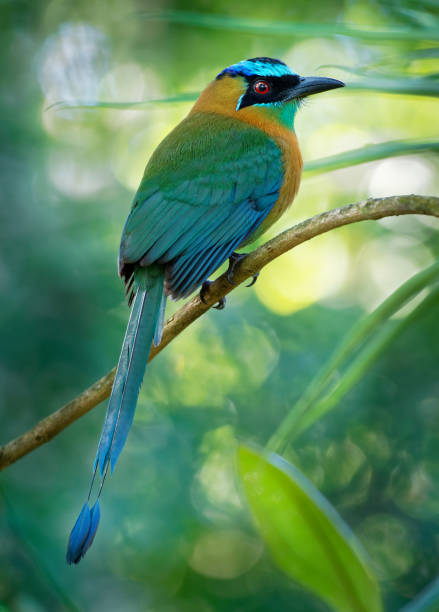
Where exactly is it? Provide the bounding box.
[253,80,270,95]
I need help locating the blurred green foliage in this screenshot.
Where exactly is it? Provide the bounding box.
[239,446,382,612]
[0,0,438,610]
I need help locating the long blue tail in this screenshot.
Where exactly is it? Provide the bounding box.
[66,265,165,564]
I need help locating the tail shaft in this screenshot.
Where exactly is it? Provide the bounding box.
[67,265,165,564]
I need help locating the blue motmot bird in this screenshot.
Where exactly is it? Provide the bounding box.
[66,57,344,563]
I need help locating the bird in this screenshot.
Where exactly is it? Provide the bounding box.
[66,57,344,564]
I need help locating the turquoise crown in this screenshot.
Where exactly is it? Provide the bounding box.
[217,57,296,80]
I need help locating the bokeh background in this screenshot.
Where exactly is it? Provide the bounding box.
[1,1,438,610]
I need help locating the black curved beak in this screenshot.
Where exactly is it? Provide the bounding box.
[287,76,345,100]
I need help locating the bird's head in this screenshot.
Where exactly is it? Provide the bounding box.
[191,57,344,130]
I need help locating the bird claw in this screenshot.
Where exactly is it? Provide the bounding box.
[214,297,226,310]
[199,251,259,310]
[246,272,260,287]
[227,252,259,287]
[226,252,246,285]
[200,280,226,310]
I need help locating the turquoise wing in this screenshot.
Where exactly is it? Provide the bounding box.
[119,112,284,299]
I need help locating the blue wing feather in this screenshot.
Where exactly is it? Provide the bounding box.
[119,113,284,298]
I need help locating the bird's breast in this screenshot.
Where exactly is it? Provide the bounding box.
[234,110,303,240]
[258,126,303,236]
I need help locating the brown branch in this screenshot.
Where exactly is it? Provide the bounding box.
[1,194,438,470]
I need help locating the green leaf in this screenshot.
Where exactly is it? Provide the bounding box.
[137,10,439,42]
[346,77,439,97]
[267,262,439,453]
[318,65,439,97]
[304,140,439,176]
[45,92,199,111]
[238,445,382,612]
[408,48,439,59]
[400,577,439,611]
[291,283,439,439]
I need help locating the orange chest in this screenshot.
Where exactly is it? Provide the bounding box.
[253,125,303,238]
[272,128,303,215]
[231,102,303,229]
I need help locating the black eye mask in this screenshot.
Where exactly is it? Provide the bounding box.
[237,74,301,110]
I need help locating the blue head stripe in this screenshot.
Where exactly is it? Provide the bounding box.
[217,57,296,80]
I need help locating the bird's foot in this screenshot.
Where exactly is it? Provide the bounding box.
[246,271,260,287]
[200,280,226,310]
[226,252,259,287]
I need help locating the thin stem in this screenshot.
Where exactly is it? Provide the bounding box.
[266,262,439,452]
[268,283,439,452]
